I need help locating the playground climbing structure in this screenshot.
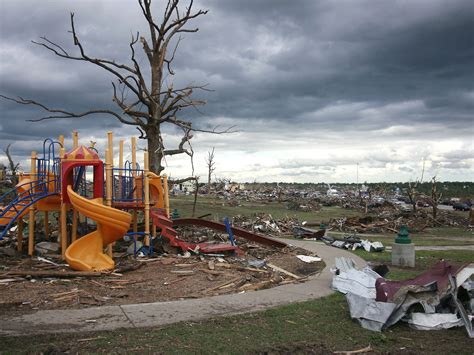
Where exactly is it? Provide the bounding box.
[0,131,285,272]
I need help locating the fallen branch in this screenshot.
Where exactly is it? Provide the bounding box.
[333,345,372,354]
[239,280,275,292]
[203,276,241,293]
[267,263,300,279]
[114,263,144,273]
[0,270,103,278]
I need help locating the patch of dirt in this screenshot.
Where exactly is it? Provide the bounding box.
[0,240,324,317]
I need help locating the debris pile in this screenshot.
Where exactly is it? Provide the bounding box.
[0,240,324,316]
[329,208,470,233]
[332,257,474,337]
[290,226,384,252]
[232,214,300,236]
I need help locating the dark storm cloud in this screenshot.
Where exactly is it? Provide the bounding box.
[195,0,474,124]
[0,0,473,180]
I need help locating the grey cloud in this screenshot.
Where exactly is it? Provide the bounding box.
[0,0,473,181]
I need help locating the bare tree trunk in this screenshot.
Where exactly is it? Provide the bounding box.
[206,147,215,194]
[146,125,163,174]
[192,177,199,217]
[430,176,442,221]
[4,144,19,185]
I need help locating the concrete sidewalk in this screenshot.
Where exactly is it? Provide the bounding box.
[0,240,365,336]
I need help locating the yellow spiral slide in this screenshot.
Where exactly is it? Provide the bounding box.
[65,186,132,271]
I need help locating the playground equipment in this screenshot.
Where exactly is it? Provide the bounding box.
[0,131,285,272]
[65,186,131,271]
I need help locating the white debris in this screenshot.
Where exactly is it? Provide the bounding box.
[407,313,463,331]
[37,256,60,266]
[361,240,384,252]
[296,255,322,263]
[331,257,381,299]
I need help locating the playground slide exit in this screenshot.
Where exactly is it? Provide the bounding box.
[65,186,132,271]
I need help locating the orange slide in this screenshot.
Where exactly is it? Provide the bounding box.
[65,186,132,271]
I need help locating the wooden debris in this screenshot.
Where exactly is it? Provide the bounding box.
[239,280,274,291]
[51,288,79,297]
[203,276,242,293]
[89,280,107,288]
[214,263,269,273]
[114,263,143,273]
[164,278,186,286]
[77,336,104,342]
[333,345,372,354]
[160,258,177,265]
[199,269,226,276]
[208,260,215,270]
[136,258,163,263]
[0,270,103,279]
[79,298,101,306]
[0,278,23,284]
[267,263,300,279]
[170,270,195,275]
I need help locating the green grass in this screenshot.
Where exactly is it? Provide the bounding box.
[1,292,472,354]
[352,249,474,272]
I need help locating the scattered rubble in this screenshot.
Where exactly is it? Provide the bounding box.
[328,208,470,233]
[0,234,324,316]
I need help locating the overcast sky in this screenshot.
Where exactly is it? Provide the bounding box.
[0,0,473,183]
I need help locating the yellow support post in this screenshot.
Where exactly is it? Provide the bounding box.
[71,131,79,242]
[144,151,150,246]
[72,131,79,149]
[60,147,68,258]
[107,131,113,166]
[105,148,112,207]
[28,151,37,256]
[17,218,23,252]
[118,139,124,198]
[105,148,113,257]
[163,175,170,218]
[58,135,64,148]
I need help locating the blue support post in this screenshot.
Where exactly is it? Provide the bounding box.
[224,217,236,246]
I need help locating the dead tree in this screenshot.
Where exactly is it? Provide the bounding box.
[205,147,215,194]
[430,176,442,221]
[192,176,199,217]
[3,144,20,185]
[406,158,426,213]
[1,0,234,174]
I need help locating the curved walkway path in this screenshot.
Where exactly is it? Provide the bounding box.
[0,240,365,336]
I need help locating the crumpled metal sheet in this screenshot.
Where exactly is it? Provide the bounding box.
[407,312,463,330]
[449,273,474,338]
[336,260,474,336]
[345,293,396,332]
[332,257,381,299]
[376,260,465,302]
